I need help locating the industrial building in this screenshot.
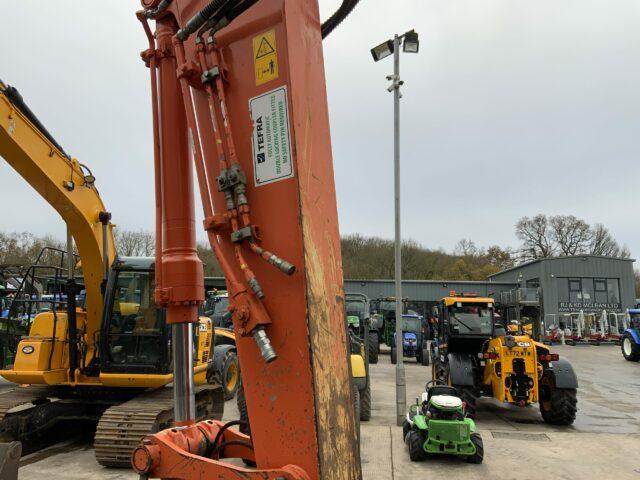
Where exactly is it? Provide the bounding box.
[343,255,636,331]
[487,255,636,316]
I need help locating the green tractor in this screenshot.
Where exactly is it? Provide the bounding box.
[369,297,410,351]
[403,382,483,464]
[346,293,379,364]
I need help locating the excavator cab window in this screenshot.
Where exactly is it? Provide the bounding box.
[102,268,169,373]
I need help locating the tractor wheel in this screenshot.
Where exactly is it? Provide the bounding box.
[359,380,372,421]
[407,430,427,462]
[421,345,430,366]
[221,350,240,400]
[402,419,411,440]
[353,384,361,444]
[456,387,477,418]
[539,375,577,426]
[621,333,640,361]
[368,332,379,364]
[466,433,484,464]
[391,347,397,364]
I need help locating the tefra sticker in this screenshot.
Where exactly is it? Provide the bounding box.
[249,86,293,186]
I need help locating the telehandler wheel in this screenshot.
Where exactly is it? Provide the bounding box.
[368,332,379,364]
[621,333,640,361]
[457,387,477,419]
[466,433,484,464]
[407,430,427,462]
[539,375,577,425]
[359,380,372,421]
[236,383,257,467]
[391,347,397,364]
[221,350,240,400]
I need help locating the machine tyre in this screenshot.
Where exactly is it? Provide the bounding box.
[421,345,430,366]
[621,334,640,361]
[407,430,427,462]
[466,433,484,464]
[539,375,577,425]
[391,347,397,365]
[368,332,379,364]
[221,350,240,400]
[457,387,477,419]
[236,383,257,467]
[402,419,411,440]
[353,384,361,443]
[359,380,372,421]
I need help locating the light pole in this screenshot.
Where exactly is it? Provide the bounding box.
[371,29,419,426]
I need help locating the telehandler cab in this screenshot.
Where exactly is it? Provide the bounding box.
[432,293,578,424]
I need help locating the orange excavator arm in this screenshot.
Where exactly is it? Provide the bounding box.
[132,0,361,478]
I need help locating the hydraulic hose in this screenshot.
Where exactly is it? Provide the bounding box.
[321,0,360,39]
[0,81,70,159]
[177,0,233,40]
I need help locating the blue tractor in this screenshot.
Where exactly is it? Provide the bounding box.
[391,314,429,365]
[621,309,640,361]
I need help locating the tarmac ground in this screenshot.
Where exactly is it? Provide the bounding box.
[4,344,640,479]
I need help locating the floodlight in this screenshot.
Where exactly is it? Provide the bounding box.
[370,39,394,62]
[403,30,419,53]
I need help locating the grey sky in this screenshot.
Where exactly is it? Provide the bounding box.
[1,1,639,257]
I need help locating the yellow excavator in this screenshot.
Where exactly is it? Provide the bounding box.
[0,79,227,467]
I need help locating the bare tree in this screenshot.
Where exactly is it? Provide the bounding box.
[515,215,555,261]
[589,224,629,257]
[455,239,478,257]
[550,215,592,256]
[515,214,629,262]
[114,229,155,256]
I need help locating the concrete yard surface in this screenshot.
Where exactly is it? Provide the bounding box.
[8,345,640,479]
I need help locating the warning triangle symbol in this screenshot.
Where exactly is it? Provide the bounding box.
[256,37,275,59]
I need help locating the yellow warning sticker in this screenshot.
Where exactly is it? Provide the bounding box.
[252,29,278,86]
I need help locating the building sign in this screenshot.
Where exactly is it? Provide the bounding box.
[558,302,622,313]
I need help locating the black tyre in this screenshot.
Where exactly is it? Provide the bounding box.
[621,333,640,361]
[466,432,484,464]
[457,387,477,419]
[353,384,361,445]
[402,419,411,440]
[359,380,372,421]
[368,332,379,364]
[236,382,256,467]
[221,350,240,400]
[539,375,577,426]
[391,347,397,364]
[236,381,251,436]
[407,430,427,462]
[421,345,430,366]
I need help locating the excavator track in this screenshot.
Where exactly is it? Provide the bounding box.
[94,383,224,468]
[0,386,57,428]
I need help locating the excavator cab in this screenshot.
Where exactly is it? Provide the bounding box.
[100,257,169,374]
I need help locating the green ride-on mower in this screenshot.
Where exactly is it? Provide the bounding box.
[403,382,483,464]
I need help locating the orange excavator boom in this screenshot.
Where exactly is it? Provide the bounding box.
[132,0,361,478]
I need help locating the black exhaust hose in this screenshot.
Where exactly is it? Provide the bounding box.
[0,82,70,159]
[321,0,360,39]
